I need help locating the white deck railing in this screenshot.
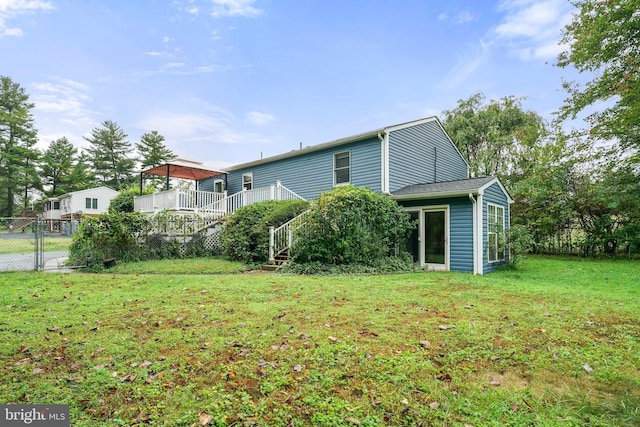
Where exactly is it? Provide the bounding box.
[269,209,311,261]
[135,181,305,219]
[134,189,227,214]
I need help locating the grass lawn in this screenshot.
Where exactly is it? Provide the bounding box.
[0,237,72,255]
[0,256,638,426]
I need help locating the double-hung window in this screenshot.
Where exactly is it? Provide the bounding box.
[487,203,505,262]
[334,151,350,186]
[242,173,253,190]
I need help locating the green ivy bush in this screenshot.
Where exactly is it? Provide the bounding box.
[220,199,310,264]
[504,224,536,267]
[290,186,414,269]
[68,212,152,266]
[109,186,154,213]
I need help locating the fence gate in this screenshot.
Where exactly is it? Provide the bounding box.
[34,215,45,271]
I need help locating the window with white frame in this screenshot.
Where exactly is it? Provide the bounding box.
[334,151,350,185]
[242,173,253,190]
[487,203,505,262]
[85,198,98,210]
[214,179,224,193]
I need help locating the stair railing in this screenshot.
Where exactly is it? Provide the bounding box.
[269,209,310,261]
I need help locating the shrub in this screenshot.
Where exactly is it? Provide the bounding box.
[291,186,414,266]
[504,224,536,267]
[109,186,154,213]
[68,212,152,266]
[220,199,309,263]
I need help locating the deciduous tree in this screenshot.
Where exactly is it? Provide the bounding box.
[557,0,640,152]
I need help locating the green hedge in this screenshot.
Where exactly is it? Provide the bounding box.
[291,186,414,266]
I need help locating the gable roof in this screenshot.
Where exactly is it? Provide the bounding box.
[392,176,513,203]
[225,116,467,172]
[57,186,120,200]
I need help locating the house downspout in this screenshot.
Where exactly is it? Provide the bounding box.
[477,193,484,275]
[469,193,478,275]
[378,131,389,194]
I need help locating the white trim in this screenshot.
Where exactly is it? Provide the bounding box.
[333,150,351,187]
[487,202,506,263]
[379,132,390,193]
[213,178,225,193]
[477,194,484,275]
[478,177,514,204]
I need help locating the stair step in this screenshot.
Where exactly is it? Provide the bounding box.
[261,264,279,272]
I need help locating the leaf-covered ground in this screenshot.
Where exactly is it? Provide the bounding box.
[0,256,638,426]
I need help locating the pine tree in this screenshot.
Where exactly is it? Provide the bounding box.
[137,130,175,169]
[84,120,135,190]
[0,76,40,217]
[41,137,77,196]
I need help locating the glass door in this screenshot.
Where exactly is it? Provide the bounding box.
[424,209,446,268]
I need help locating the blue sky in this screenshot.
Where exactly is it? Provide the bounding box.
[1,0,584,170]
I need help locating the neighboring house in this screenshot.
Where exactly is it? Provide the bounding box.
[43,186,119,220]
[136,116,512,274]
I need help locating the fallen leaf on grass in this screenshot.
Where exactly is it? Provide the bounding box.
[32,367,44,374]
[19,345,30,354]
[489,378,501,386]
[297,333,310,340]
[199,412,213,426]
[328,336,338,343]
[14,358,30,367]
[47,326,58,332]
[140,360,152,369]
[93,364,105,370]
[511,404,520,412]
[438,325,456,330]
[583,364,593,373]
[238,349,251,357]
[429,401,440,410]
[345,417,361,425]
[420,340,431,347]
[293,364,303,373]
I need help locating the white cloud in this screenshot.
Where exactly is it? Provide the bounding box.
[163,62,186,69]
[494,0,574,60]
[30,78,98,149]
[0,0,53,38]
[453,11,475,24]
[144,51,163,57]
[162,36,172,43]
[209,0,262,18]
[441,39,492,89]
[246,111,274,126]
[438,13,447,21]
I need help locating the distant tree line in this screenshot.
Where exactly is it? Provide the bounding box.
[0,75,175,217]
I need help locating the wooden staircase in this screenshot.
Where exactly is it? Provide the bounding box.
[262,250,289,271]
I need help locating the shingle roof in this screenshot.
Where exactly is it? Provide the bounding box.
[391,176,497,198]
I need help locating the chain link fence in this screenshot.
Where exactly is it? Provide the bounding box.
[0,217,71,272]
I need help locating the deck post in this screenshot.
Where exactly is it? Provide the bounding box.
[269,227,275,261]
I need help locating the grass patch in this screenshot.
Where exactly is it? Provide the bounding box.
[0,255,638,426]
[0,237,72,254]
[106,257,250,274]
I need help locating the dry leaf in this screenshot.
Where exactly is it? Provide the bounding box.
[140,360,152,369]
[328,336,338,343]
[345,417,361,425]
[14,358,30,367]
[199,412,213,426]
[293,364,303,372]
[429,401,440,409]
[93,364,105,370]
[47,326,58,332]
[489,378,501,386]
[32,367,44,374]
[583,363,593,373]
[420,340,431,347]
[438,324,456,330]
[297,333,310,340]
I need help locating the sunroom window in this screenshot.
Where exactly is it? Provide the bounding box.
[488,203,505,262]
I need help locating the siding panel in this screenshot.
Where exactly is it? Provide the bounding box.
[399,196,474,273]
[224,136,381,200]
[388,121,468,192]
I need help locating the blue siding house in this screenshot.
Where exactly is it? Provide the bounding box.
[198,116,512,274]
